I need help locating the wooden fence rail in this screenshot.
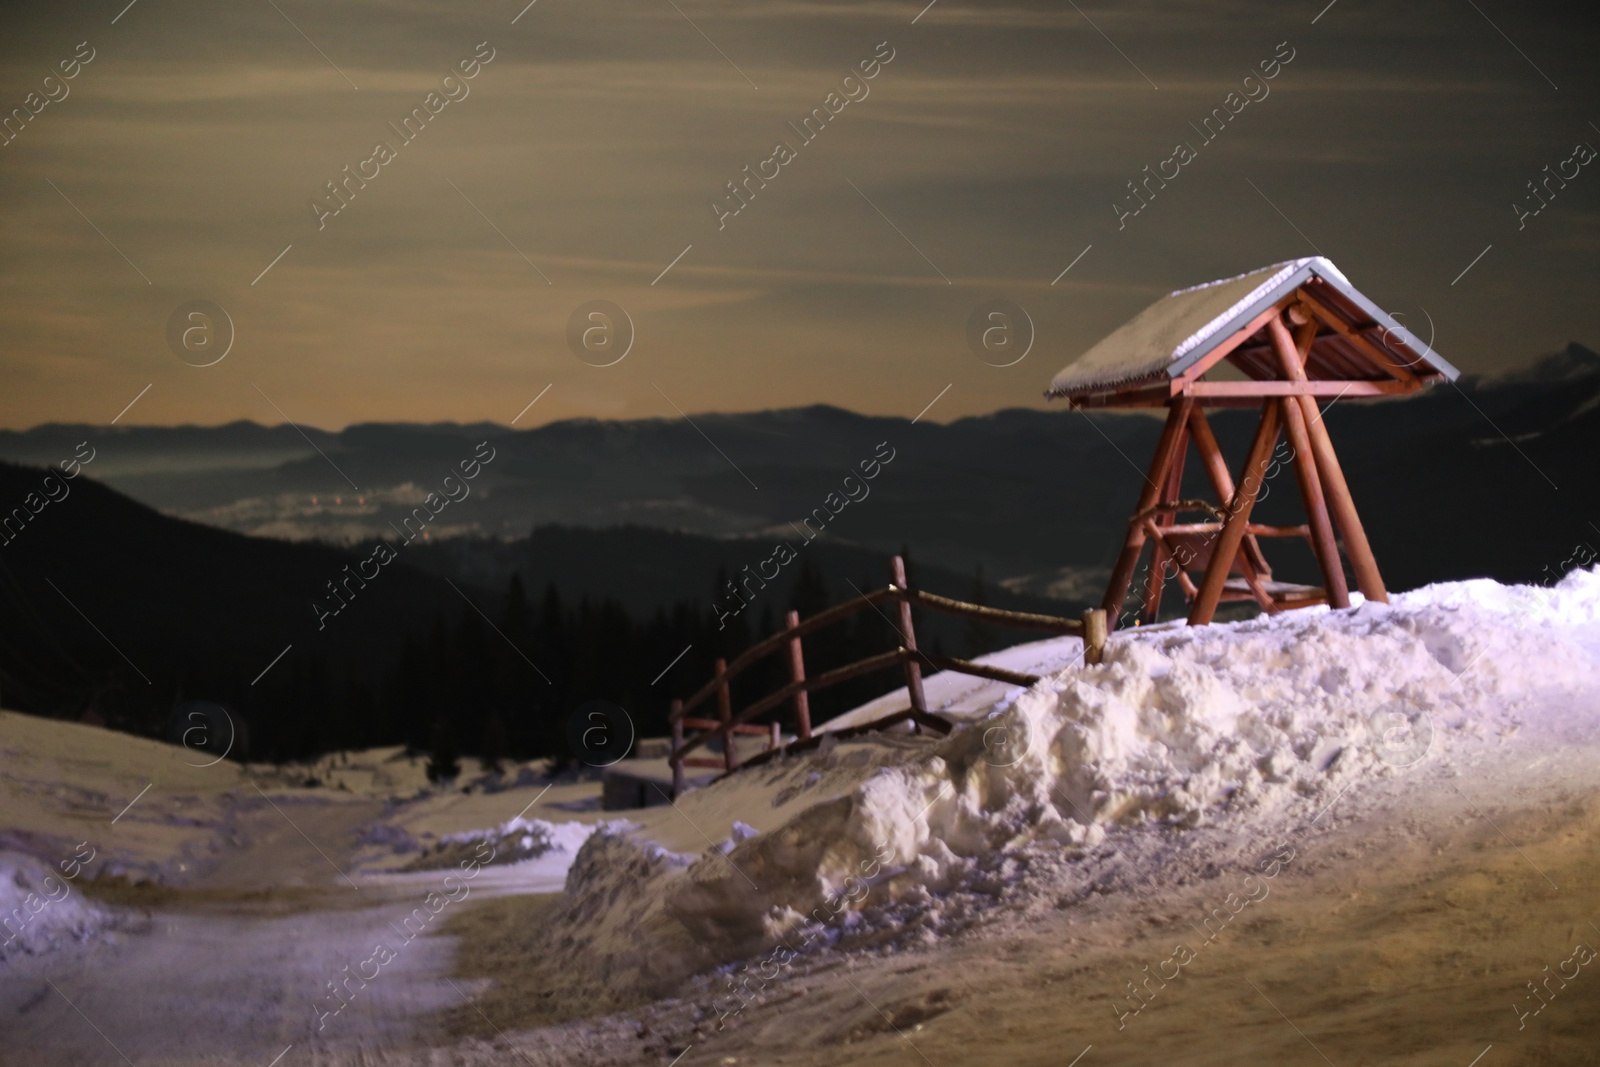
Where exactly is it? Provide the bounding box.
[668,555,1107,796]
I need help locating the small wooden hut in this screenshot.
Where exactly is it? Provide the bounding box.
[1045,257,1459,628]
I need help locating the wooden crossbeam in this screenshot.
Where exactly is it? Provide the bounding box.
[1184,380,1413,398]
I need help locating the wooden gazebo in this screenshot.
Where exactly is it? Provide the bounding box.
[1046,257,1459,628]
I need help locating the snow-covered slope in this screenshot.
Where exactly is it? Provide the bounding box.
[539,569,1600,997]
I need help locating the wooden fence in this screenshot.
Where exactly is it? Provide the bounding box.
[668,555,1108,796]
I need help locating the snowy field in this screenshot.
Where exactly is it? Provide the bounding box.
[3,570,1600,1065]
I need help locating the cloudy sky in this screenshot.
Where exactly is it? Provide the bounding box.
[0,0,1595,430]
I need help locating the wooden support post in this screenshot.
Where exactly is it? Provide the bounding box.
[1139,423,1188,624]
[715,657,738,771]
[1082,608,1108,665]
[1101,397,1194,628]
[1303,415,1388,603]
[784,609,812,740]
[890,555,928,717]
[1268,313,1389,604]
[670,699,685,798]
[1267,314,1349,608]
[1189,401,1282,625]
[1278,398,1351,608]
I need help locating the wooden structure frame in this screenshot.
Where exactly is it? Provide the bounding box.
[668,555,1108,796]
[1045,258,1460,629]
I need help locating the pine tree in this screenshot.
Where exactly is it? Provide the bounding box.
[788,557,830,619]
[480,708,509,774]
[963,564,999,657]
[501,573,530,637]
[427,717,461,783]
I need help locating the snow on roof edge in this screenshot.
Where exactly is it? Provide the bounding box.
[1168,257,1322,362]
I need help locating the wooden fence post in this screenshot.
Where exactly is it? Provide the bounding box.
[784,609,812,740]
[1082,608,1108,665]
[715,657,738,771]
[890,556,928,720]
[669,699,684,798]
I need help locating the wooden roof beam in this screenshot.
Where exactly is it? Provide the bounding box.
[1295,291,1421,385]
[1173,299,1294,390]
[1067,384,1171,409]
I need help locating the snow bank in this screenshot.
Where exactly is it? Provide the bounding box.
[544,570,1600,995]
[0,852,116,962]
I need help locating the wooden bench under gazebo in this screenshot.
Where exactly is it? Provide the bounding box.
[1046,257,1459,628]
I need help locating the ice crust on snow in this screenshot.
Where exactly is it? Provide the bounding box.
[542,570,1600,994]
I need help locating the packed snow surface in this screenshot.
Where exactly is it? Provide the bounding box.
[542,570,1600,995]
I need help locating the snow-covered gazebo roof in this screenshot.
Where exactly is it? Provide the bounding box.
[1046,257,1459,403]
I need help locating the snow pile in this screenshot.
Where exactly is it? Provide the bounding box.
[544,570,1600,995]
[0,852,116,962]
[403,816,596,871]
[554,828,701,992]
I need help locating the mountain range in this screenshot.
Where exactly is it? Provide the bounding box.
[3,344,1596,608]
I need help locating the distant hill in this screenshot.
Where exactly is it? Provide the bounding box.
[0,461,464,748]
[1298,344,1600,591]
[3,344,1598,601]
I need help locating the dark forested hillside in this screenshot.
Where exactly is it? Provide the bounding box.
[0,465,1034,765]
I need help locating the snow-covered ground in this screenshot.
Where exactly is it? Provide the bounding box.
[526,569,1600,1000]
[3,570,1600,1065]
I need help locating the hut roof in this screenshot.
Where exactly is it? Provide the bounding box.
[1045,257,1460,401]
